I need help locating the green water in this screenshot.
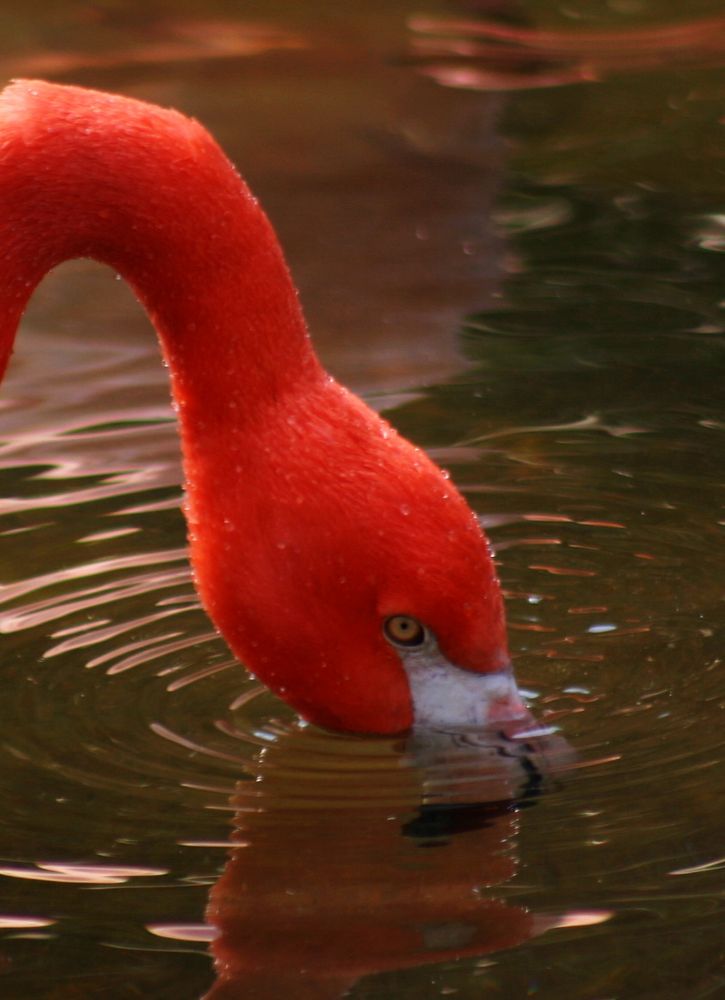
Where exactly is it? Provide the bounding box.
[0,2,723,998]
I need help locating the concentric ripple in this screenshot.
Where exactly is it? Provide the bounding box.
[1,280,723,998]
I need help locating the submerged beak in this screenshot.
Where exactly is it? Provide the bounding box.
[403,654,534,730]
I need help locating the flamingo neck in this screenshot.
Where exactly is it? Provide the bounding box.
[0,81,322,434]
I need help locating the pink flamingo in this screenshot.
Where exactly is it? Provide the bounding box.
[0,80,531,734]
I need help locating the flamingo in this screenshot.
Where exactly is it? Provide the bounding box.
[0,79,531,734]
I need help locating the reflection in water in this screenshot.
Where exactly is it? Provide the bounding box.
[0,1,722,996]
[4,18,308,78]
[410,13,725,89]
[201,724,583,999]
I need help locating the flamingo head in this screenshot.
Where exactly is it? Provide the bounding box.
[189,379,531,735]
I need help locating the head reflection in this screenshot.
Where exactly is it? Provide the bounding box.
[202,723,571,999]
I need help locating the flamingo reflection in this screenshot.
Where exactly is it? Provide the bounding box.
[202,724,572,998]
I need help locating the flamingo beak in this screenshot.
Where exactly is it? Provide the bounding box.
[403,653,534,731]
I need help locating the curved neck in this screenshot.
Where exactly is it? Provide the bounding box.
[0,80,322,431]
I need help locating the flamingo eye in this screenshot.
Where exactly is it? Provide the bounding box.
[383,615,429,649]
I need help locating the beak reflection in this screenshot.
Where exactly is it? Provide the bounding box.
[202,720,575,999]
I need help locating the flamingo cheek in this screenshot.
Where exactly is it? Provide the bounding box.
[289,652,414,735]
[322,644,415,735]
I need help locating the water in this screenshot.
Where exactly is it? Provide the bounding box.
[0,2,723,998]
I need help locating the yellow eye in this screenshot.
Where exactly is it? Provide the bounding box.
[383,615,428,649]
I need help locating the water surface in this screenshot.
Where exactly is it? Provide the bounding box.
[0,2,723,998]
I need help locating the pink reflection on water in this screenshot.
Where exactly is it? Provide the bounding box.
[546,909,614,929]
[0,549,190,633]
[101,630,217,675]
[5,19,308,78]
[530,563,598,577]
[0,862,167,884]
[0,915,56,928]
[410,14,725,91]
[147,923,218,943]
[46,609,190,659]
